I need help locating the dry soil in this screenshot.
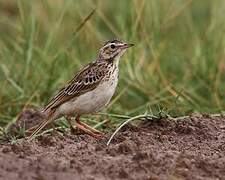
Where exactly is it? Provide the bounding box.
[0,114,225,180]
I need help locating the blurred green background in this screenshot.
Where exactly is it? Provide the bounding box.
[0,0,224,127]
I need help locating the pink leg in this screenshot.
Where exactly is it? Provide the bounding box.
[75,115,104,139]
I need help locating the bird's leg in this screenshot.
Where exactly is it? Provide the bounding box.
[76,115,104,134]
[66,116,77,134]
[75,115,104,139]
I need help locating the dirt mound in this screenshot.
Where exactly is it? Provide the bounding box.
[6,108,44,137]
[0,115,225,180]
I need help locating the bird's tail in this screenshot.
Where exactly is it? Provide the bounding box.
[28,110,55,140]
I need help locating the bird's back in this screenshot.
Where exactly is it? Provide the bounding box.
[42,60,117,117]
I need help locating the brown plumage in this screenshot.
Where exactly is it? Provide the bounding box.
[29,40,134,139]
[43,61,111,115]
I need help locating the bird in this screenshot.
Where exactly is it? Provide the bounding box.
[29,39,134,139]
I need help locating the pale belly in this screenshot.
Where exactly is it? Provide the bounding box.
[56,75,118,116]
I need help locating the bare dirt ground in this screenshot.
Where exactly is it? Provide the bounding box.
[0,114,225,180]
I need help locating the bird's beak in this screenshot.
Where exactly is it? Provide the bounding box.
[120,43,134,49]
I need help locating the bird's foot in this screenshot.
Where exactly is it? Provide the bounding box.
[76,122,104,139]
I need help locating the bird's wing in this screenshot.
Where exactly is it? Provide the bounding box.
[43,61,109,113]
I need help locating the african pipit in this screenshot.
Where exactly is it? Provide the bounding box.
[30,39,134,139]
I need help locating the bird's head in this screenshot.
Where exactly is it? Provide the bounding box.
[98,39,134,61]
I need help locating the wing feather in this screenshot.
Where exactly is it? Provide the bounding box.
[42,61,109,113]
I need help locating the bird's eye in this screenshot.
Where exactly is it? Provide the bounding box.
[110,44,116,49]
